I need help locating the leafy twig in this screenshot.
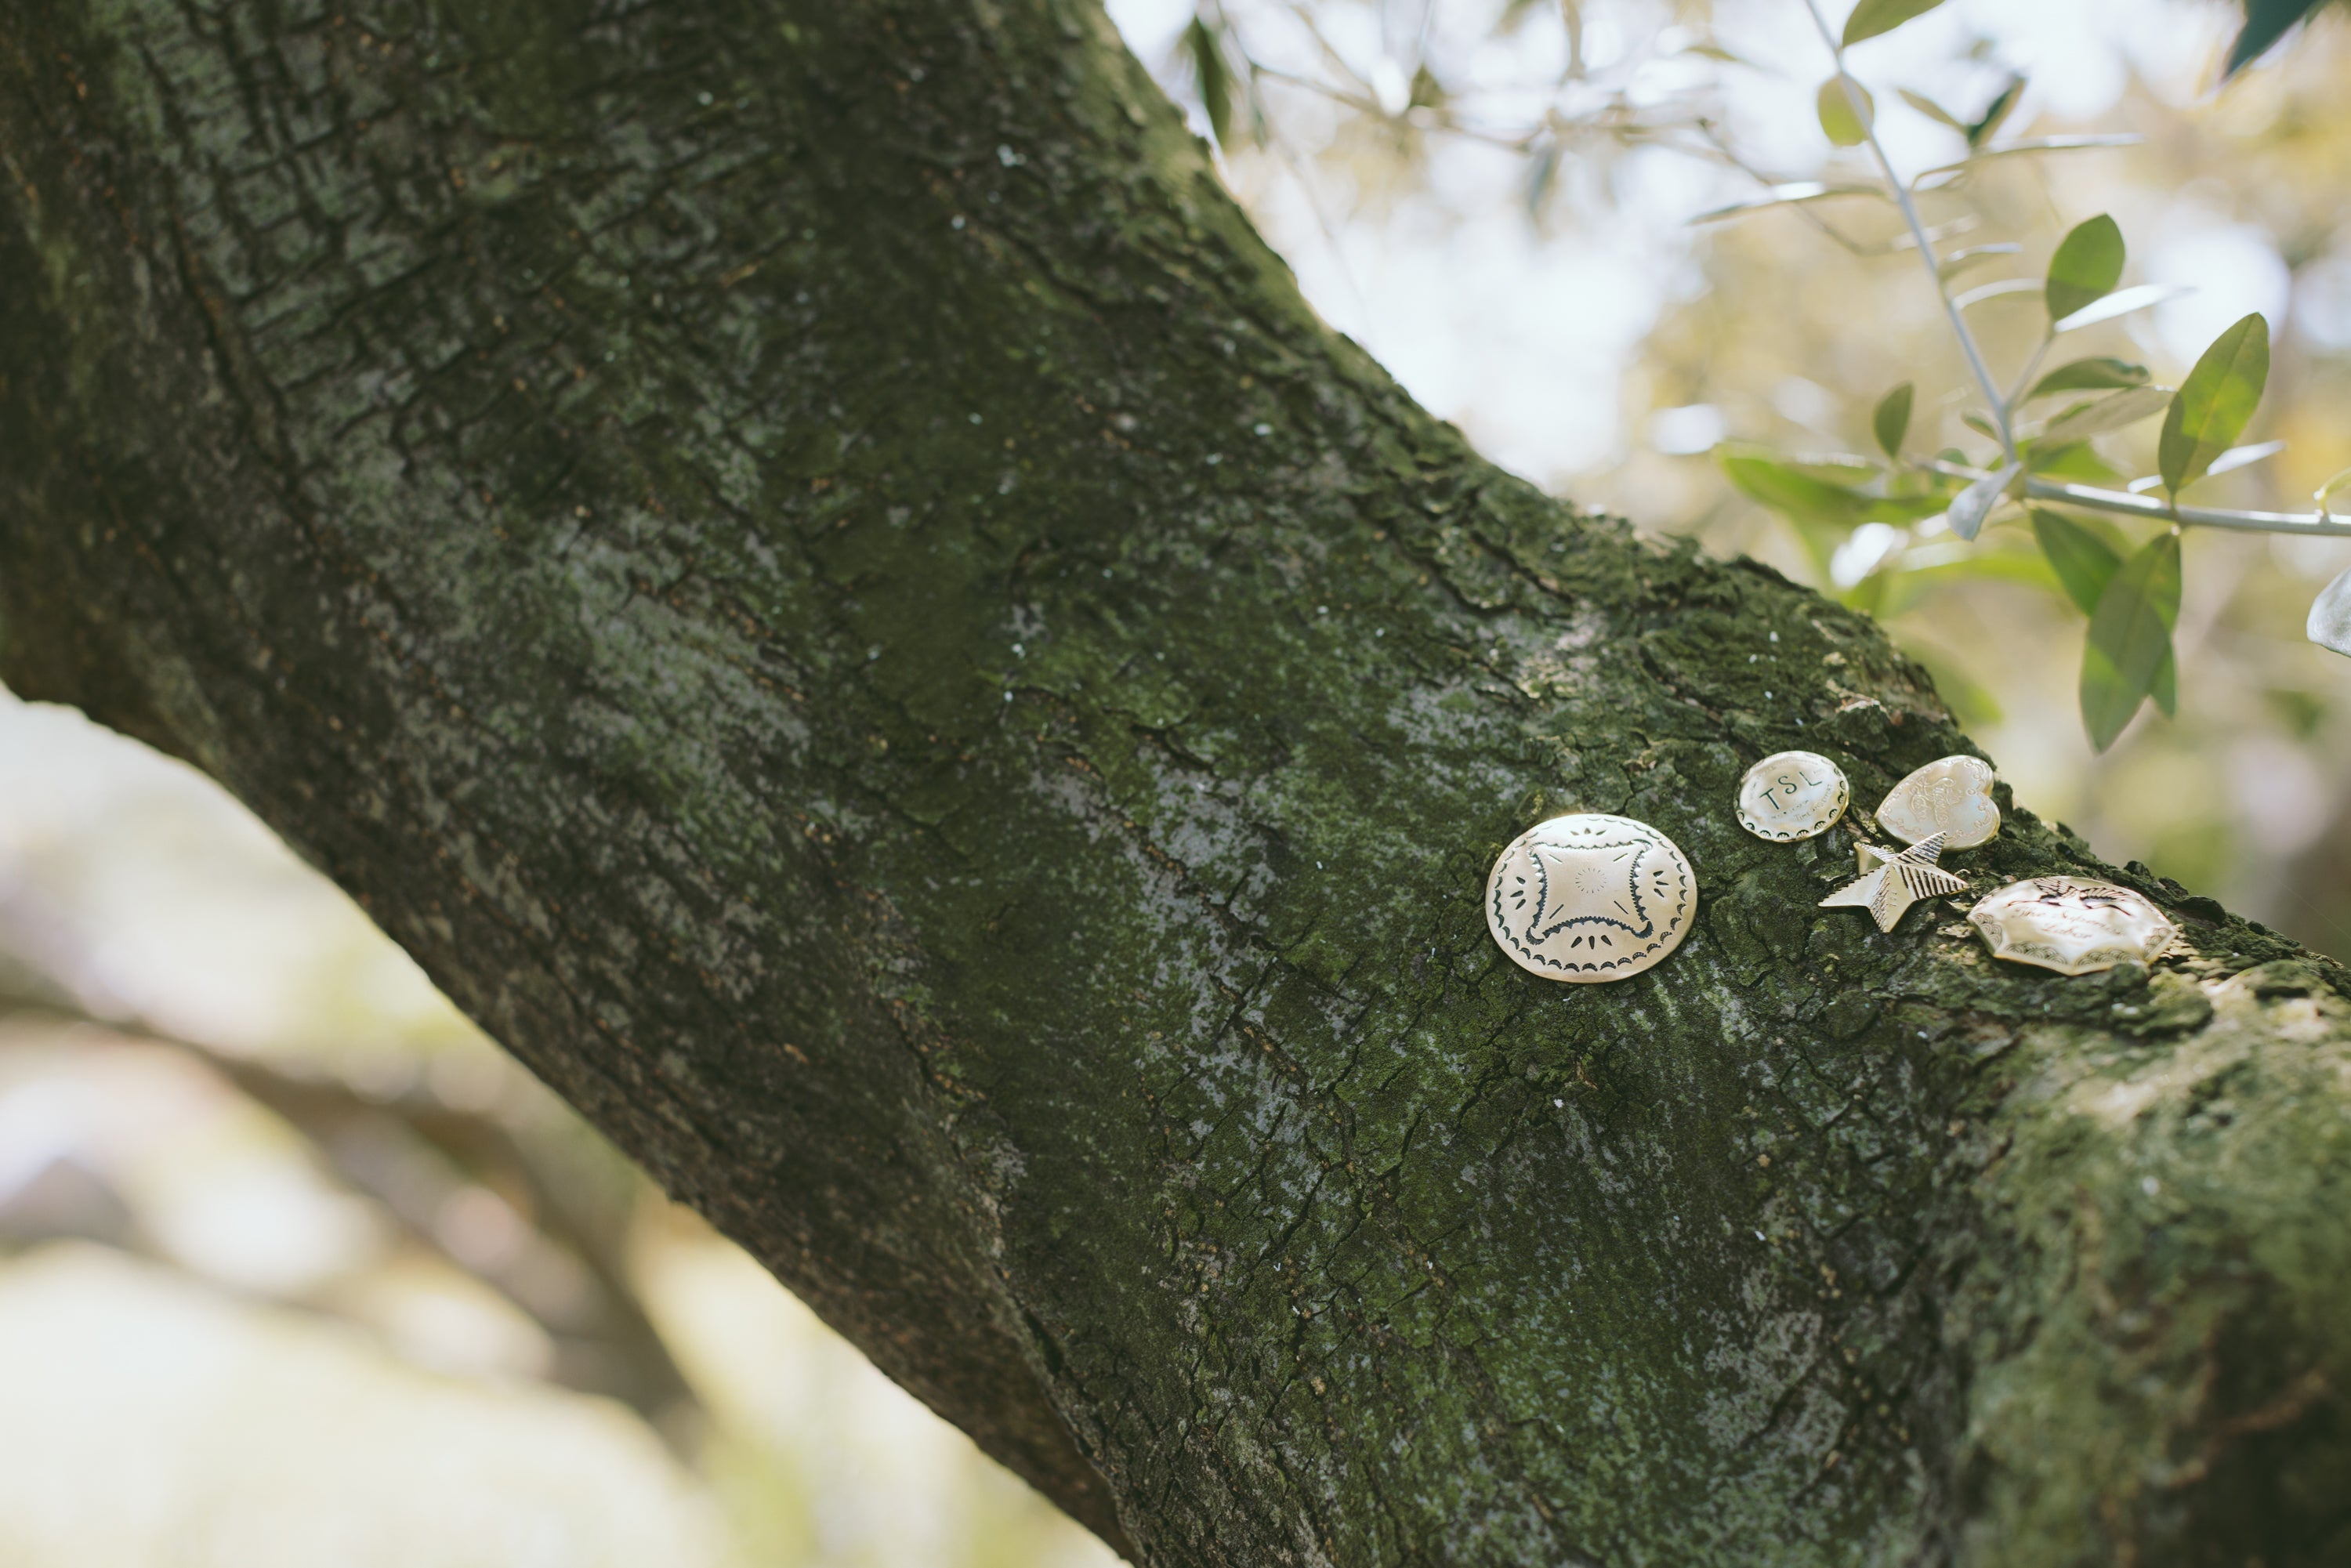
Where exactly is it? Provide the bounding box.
[1799,0,2020,464]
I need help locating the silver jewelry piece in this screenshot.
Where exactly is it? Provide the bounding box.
[1874,755,2000,849]
[1819,831,1966,932]
[1968,877,2179,975]
[1486,813,1696,983]
[1736,750,1850,842]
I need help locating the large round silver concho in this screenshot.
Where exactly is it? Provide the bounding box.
[1486,813,1696,983]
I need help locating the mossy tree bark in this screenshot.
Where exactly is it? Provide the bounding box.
[5,0,2350,1561]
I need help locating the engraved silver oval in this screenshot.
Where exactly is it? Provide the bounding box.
[1486,813,1696,983]
[1968,877,2179,976]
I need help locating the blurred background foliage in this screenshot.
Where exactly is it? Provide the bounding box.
[4,0,2349,1563]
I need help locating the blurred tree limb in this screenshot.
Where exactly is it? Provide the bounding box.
[0,990,694,1426]
[190,1036,697,1421]
[2,1,2350,1563]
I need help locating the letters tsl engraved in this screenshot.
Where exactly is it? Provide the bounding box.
[1735,750,1851,843]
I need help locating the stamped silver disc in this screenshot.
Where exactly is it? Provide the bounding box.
[1736,751,1851,842]
[1968,877,2179,976]
[1875,755,2000,849]
[1486,813,1696,983]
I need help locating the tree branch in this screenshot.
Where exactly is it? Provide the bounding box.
[4,2,2349,1563]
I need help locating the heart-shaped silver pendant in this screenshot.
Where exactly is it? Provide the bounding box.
[1874,755,2000,850]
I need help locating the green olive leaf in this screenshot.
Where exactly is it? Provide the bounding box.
[1905,643,2005,727]
[1947,461,2020,541]
[2045,214,2125,323]
[1183,18,1233,149]
[1722,451,1871,529]
[2307,560,2351,655]
[2204,439,2285,479]
[2030,507,2125,616]
[2022,442,2126,484]
[1938,242,2021,282]
[2080,531,2182,751]
[1688,180,1886,225]
[1817,75,1876,147]
[1843,0,1947,46]
[2317,464,2351,516]
[1781,453,1884,484]
[2226,0,2332,78]
[2052,282,2186,333]
[2158,312,2270,497]
[1722,450,1877,580]
[1720,448,1943,523]
[1953,277,2040,311]
[1525,141,1562,215]
[2024,357,2150,401]
[1873,382,1914,458]
[1967,76,2023,148]
[1898,87,1966,129]
[2032,384,2172,447]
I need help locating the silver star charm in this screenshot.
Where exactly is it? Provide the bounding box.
[1819,831,1967,932]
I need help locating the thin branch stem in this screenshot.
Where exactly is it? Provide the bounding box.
[1242,58,1679,154]
[1924,457,2351,537]
[2023,476,2351,537]
[1798,0,2020,465]
[2004,328,2054,407]
[1694,120,1886,255]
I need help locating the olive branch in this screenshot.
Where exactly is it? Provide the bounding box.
[1707,0,2351,748]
